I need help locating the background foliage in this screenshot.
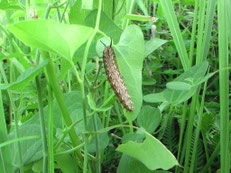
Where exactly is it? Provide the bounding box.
[0,0,230,173]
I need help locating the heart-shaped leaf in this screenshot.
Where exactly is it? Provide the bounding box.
[144,61,208,104]
[7,20,94,60]
[117,134,178,170]
[114,25,144,121]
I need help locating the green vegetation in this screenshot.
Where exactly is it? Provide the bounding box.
[0,0,230,172]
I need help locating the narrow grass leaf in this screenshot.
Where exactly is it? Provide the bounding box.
[0,86,12,173]
[218,0,230,171]
[201,0,216,60]
[158,0,189,70]
[0,59,48,90]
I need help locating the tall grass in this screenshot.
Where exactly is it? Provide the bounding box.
[218,0,230,172]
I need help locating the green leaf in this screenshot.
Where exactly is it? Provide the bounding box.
[193,71,217,86]
[143,76,156,85]
[144,61,209,104]
[158,0,189,70]
[75,10,123,58]
[24,91,82,130]
[0,59,48,90]
[101,0,113,18]
[116,134,178,170]
[166,81,192,91]
[144,38,167,57]
[0,1,23,10]
[69,0,91,25]
[81,0,93,10]
[8,124,43,165]
[114,25,144,121]
[117,154,168,173]
[87,115,109,153]
[143,92,164,103]
[122,133,145,144]
[124,14,156,22]
[7,20,94,60]
[128,159,172,173]
[32,159,43,172]
[137,106,161,133]
[181,0,195,5]
[85,10,122,43]
[87,93,112,112]
[135,0,149,16]
[22,91,109,153]
[55,153,80,173]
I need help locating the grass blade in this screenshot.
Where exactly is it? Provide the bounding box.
[201,0,216,60]
[159,0,190,71]
[218,0,230,172]
[0,78,12,173]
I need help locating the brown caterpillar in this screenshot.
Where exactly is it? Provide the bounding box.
[101,40,134,111]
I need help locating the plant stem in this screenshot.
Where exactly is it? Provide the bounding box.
[35,49,48,173]
[175,101,187,173]
[43,52,82,159]
[0,77,12,173]
[48,86,54,173]
[200,142,220,173]
[189,81,207,172]
[0,63,24,173]
[33,6,51,172]
[102,81,109,127]
[78,0,102,172]
[184,89,199,173]
[93,114,101,173]
[35,75,48,173]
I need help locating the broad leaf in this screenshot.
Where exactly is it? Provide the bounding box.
[144,61,209,104]
[166,81,192,91]
[114,25,144,121]
[137,106,161,133]
[143,92,165,103]
[23,91,109,154]
[117,134,178,170]
[69,0,91,25]
[75,10,123,58]
[7,20,93,60]
[0,1,23,10]
[117,154,168,173]
[55,153,80,173]
[85,10,122,44]
[8,124,43,166]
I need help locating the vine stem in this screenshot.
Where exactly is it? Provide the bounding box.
[75,0,102,172]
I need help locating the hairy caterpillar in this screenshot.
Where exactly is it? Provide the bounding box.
[101,40,134,111]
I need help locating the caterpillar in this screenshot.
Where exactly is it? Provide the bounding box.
[101,40,134,111]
